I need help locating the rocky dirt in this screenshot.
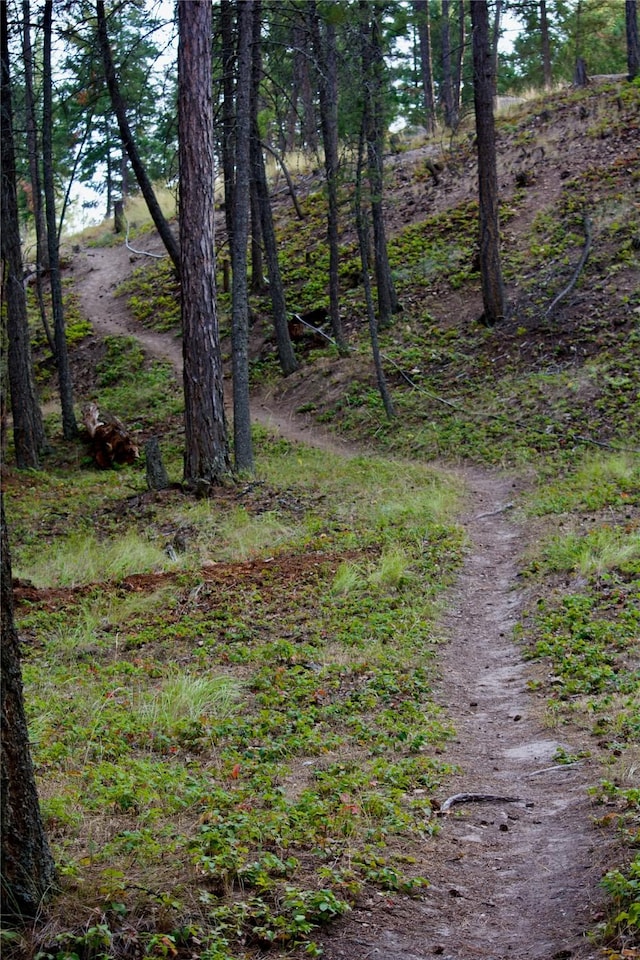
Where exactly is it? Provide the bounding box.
[64,238,615,959]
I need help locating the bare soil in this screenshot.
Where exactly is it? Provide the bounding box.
[61,236,616,958]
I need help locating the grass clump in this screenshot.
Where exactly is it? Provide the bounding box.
[14,528,181,588]
[529,453,640,515]
[541,527,640,578]
[137,674,242,731]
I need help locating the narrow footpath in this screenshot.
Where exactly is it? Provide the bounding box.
[320,471,610,960]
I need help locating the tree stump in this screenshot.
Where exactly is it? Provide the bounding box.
[144,437,169,490]
[573,57,589,87]
[114,199,125,234]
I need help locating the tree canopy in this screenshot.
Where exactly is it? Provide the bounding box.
[4,0,634,230]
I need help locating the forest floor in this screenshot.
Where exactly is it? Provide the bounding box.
[60,237,617,959]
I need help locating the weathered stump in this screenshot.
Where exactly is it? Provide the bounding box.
[573,57,589,87]
[114,199,125,234]
[144,437,169,490]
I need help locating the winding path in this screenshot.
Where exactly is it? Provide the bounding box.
[71,242,609,960]
[72,242,353,455]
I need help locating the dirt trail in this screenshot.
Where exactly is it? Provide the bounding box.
[71,242,609,959]
[318,472,608,960]
[72,242,354,455]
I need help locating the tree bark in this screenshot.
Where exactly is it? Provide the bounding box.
[22,1,54,356]
[355,135,396,421]
[441,0,454,127]
[414,0,437,135]
[178,0,231,486]
[144,437,169,490]
[249,181,266,293]
[292,19,317,152]
[1,2,46,468]
[626,0,639,80]
[540,0,553,88]
[22,1,47,274]
[1,496,57,920]
[114,198,125,233]
[452,0,466,129]
[573,56,588,87]
[96,0,180,276]
[231,0,254,474]
[43,1,78,439]
[491,0,502,83]
[360,0,399,328]
[220,0,236,249]
[471,0,506,326]
[250,0,298,377]
[572,0,587,86]
[308,0,346,351]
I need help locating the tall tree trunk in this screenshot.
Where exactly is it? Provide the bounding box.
[491,0,502,83]
[1,2,46,468]
[22,1,47,274]
[286,22,301,153]
[96,0,180,275]
[441,0,454,127]
[540,0,553,88]
[413,0,437,135]
[360,0,399,328]
[452,0,466,128]
[249,181,266,293]
[43,1,77,439]
[178,0,231,486]
[120,147,129,199]
[295,19,317,153]
[231,0,254,474]
[471,0,506,326]
[573,0,588,85]
[355,134,395,421]
[220,0,236,248]
[22,1,54,355]
[1,496,57,920]
[250,0,298,376]
[626,0,639,80]
[105,117,114,217]
[291,20,317,153]
[308,0,346,352]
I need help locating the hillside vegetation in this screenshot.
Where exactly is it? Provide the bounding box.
[2,80,639,959]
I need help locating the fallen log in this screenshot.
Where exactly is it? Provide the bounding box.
[438,793,527,814]
[82,402,139,469]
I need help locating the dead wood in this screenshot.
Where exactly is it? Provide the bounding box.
[545,216,593,318]
[144,436,169,490]
[82,402,139,469]
[262,141,305,220]
[438,792,527,814]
